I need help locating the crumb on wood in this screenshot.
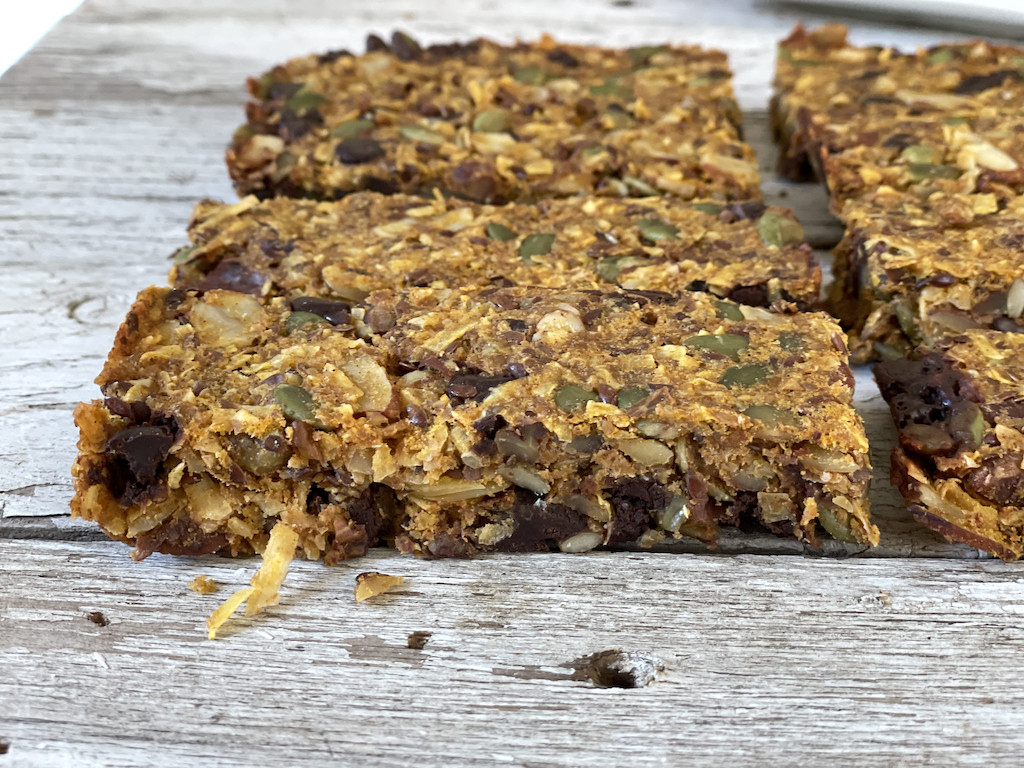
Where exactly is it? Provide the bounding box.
[355,571,404,602]
[188,575,218,594]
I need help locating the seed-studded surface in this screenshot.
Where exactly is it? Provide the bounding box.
[227,34,760,203]
[72,287,404,564]
[371,287,876,555]
[70,286,877,561]
[876,331,1024,560]
[170,192,820,310]
[831,187,1024,363]
[772,23,1024,204]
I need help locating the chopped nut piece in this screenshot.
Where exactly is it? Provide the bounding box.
[187,575,218,595]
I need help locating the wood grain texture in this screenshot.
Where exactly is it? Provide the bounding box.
[2,539,1024,767]
[1,2,1021,764]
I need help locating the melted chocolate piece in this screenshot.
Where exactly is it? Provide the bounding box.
[290,296,352,324]
[197,260,265,295]
[607,477,668,544]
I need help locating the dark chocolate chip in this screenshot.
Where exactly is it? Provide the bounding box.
[446,371,519,402]
[607,477,667,544]
[728,283,769,306]
[335,138,385,164]
[290,296,352,325]
[133,516,228,559]
[954,70,1019,95]
[104,397,151,424]
[727,201,767,221]
[966,455,1024,506]
[196,260,265,295]
[494,489,589,552]
[365,34,389,53]
[391,31,422,61]
[993,316,1024,333]
[317,48,352,64]
[546,48,580,67]
[364,176,398,194]
[105,425,175,488]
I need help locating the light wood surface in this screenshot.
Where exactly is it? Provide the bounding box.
[1,1,1021,764]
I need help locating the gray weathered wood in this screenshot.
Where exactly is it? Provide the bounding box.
[2,539,1024,767]
[1,2,1022,764]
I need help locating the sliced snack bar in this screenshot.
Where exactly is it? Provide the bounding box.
[72,286,403,564]
[371,287,877,555]
[772,24,1024,193]
[171,192,820,311]
[227,33,760,203]
[831,186,1024,363]
[876,331,1024,560]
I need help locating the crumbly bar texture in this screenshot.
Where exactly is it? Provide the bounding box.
[71,285,877,561]
[876,331,1024,560]
[71,286,403,564]
[831,187,1024,363]
[772,23,1024,198]
[370,287,877,555]
[170,192,820,311]
[227,33,760,203]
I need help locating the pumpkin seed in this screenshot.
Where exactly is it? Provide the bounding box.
[283,87,325,113]
[720,364,772,389]
[637,218,679,241]
[285,311,330,334]
[743,404,797,428]
[486,222,517,242]
[590,77,632,100]
[330,118,375,139]
[595,255,650,282]
[818,502,859,543]
[928,48,955,64]
[170,245,197,264]
[944,116,970,126]
[683,333,749,361]
[622,176,660,196]
[519,233,555,263]
[777,331,803,352]
[691,202,724,216]
[617,386,651,410]
[399,125,445,144]
[472,108,511,133]
[900,144,941,164]
[949,402,985,451]
[756,211,804,247]
[274,384,328,429]
[907,163,960,181]
[513,66,547,85]
[628,45,666,65]
[660,494,690,532]
[713,300,744,322]
[554,384,600,413]
[558,531,604,553]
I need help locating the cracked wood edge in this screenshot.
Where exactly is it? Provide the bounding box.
[0,0,985,558]
[1,539,1023,766]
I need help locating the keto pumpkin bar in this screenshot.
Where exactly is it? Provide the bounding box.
[227,33,760,203]
[772,23,1024,201]
[369,286,877,555]
[830,186,1024,363]
[170,192,820,311]
[876,331,1024,560]
[71,284,877,561]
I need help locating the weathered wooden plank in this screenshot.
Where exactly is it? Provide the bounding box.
[0,539,1022,766]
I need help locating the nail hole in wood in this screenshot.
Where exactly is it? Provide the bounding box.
[86,611,109,627]
[407,631,431,650]
[574,650,661,689]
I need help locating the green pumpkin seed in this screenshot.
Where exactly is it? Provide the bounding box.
[720,364,772,389]
[944,116,970,126]
[894,301,922,345]
[691,202,725,216]
[285,311,330,334]
[519,233,555,263]
[274,384,328,429]
[622,176,660,196]
[713,300,744,322]
[637,218,679,241]
[472,109,511,133]
[778,331,803,352]
[330,119,375,139]
[742,404,797,428]
[170,245,197,264]
[283,87,326,113]
[818,503,859,543]
[595,255,650,282]
[581,144,607,160]
[399,125,445,144]
[270,151,297,182]
[555,384,600,413]
[907,163,960,181]
[603,108,633,130]
[232,124,254,143]
[928,49,955,64]
[628,45,666,65]
[949,402,985,451]
[590,77,632,100]
[756,211,805,247]
[683,333,750,361]
[486,222,517,242]
[513,66,548,85]
[900,144,941,164]
[617,386,651,410]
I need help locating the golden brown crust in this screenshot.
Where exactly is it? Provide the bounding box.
[170,192,820,311]
[227,34,760,202]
